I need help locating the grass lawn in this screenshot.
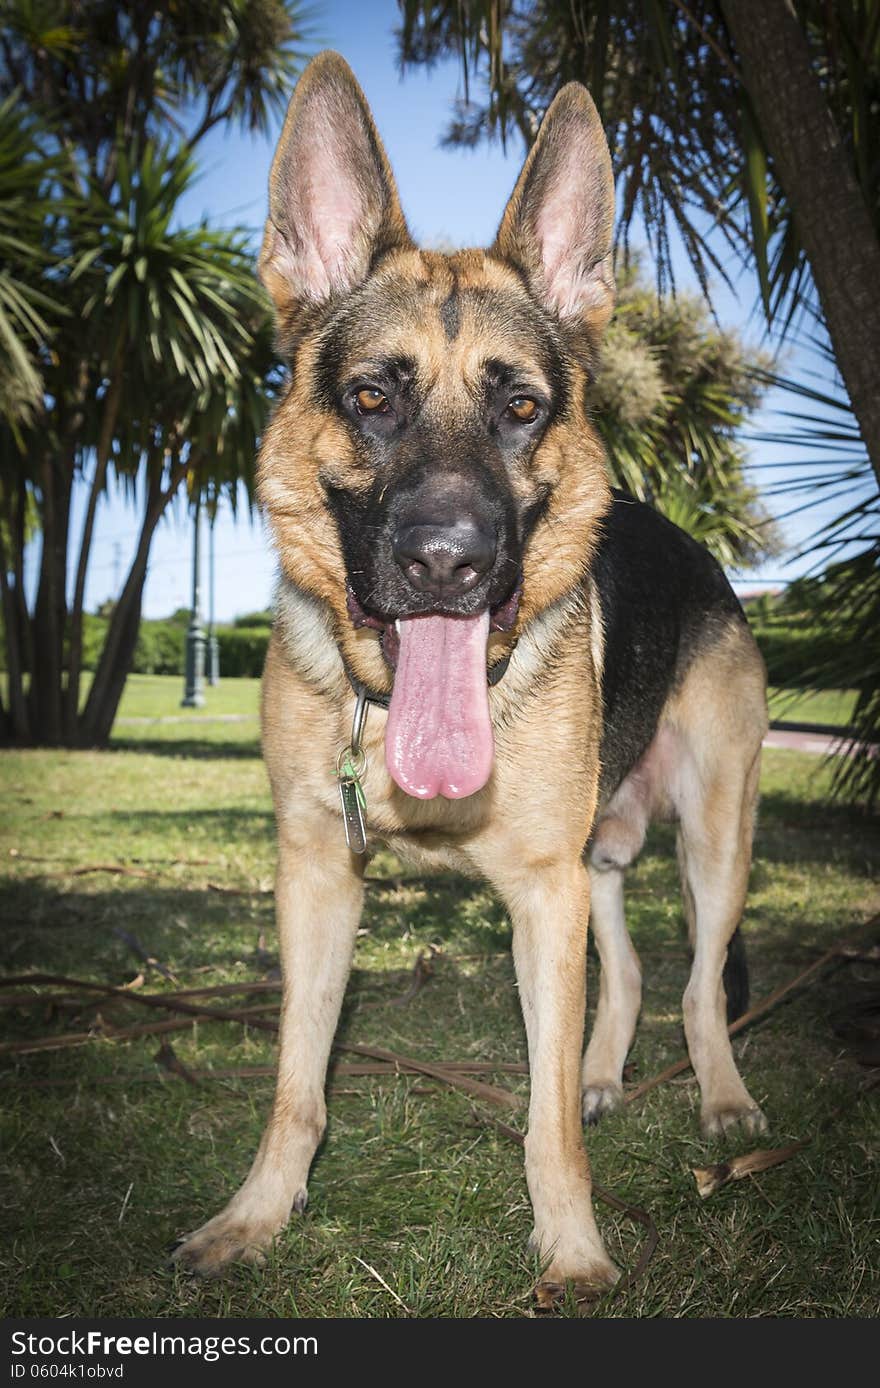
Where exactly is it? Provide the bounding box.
[113,674,262,723]
[1,676,877,1318]
[766,687,858,728]
[113,673,858,732]
[2,672,860,732]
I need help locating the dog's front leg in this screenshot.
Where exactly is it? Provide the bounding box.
[172,812,363,1276]
[500,857,619,1306]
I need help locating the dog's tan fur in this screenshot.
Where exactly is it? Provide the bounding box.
[171,53,768,1303]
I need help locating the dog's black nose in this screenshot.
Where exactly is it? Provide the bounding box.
[392,520,497,597]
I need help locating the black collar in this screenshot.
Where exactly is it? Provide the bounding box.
[342,644,516,711]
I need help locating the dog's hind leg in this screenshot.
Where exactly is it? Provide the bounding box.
[581,863,642,1124]
[580,759,651,1124]
[673,633,767,1138]
[171,815,364,1276]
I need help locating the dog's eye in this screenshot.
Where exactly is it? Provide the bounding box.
[355,388,390,414]
[507,396,539,423]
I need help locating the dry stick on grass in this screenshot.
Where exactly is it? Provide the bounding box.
[1,1060,530,1089]
[0,949,435,1015]
[0,979,283,1011]
[206,882,271,896]
[355,948,438,1011]
[0,972,521,1107]
[336,1042,520,1109]
[0,1005,282,1055]
[625,917,880,1107]
[472,1113,659,1302]
[389,947,436,1007]
[48,864,154,879]
[112,929,178,984]
[154,1041,199,1087]
[692,1070,880,1197]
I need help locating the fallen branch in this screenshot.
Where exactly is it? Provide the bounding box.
[66,864,153,879]
[0,1020,182,1054]
[0,975,280,1035]
[112,929,178,983]
[693,1141,810,1197]
[206,881,271,896]
[626,917,879,1106]
[692,1071,880,1197]
[0,979,282,1010]
[337,1041,520,1109]
[1,1059,529,1087]
[0,972,523,1108]
[154,1042,199,1087]
[355,948,439,1011]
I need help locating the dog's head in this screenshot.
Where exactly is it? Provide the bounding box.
[258,52,614,798]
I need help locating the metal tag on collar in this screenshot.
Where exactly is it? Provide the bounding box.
[336,687,369,854]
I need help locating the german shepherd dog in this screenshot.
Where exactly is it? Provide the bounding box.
[172,52,768,1303]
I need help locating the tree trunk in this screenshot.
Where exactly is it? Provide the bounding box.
[65,361,125,740]
[721,0,880,489]
[28,453,72,744]
[81,568,149,747]
[0,518,30,743]
[78,458,186,747]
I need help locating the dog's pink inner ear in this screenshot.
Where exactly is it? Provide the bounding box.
[259,55,410,312]
[495,84,615,335]
[534,142,615,326]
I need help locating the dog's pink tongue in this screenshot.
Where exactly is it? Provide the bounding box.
[385,611,493,799]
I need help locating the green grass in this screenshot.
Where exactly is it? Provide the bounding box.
[114,676,857,730]
[108,674,858,733]
[114,673,261,723]
[2,671,858,732]
[767,686,857,727]
[0,677,877,1318]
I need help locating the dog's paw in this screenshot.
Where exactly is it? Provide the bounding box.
[533,1260,619,1314]
[170,1211,284,1278]
[582,1082,624,1126]
[701,1102,767,1139]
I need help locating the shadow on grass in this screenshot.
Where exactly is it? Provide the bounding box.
[0,878,276,979]
[77,806,275,835]
[0,870,510,981]
[109,736,262,760]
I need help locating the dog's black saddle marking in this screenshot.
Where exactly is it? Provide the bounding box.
[592,489,748,803]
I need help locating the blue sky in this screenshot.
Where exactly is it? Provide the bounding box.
[55,0,853,623]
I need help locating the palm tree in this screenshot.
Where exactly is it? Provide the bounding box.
[398,1,880,487]
[61,142,273,745]
[591,259,779,568]
[0,92,64,432]
[0,1,309,747]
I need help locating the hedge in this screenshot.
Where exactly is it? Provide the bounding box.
[80,614,271,678]
[747,622,851,689]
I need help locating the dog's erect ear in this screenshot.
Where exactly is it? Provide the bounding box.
[259,51,412,317]
[493,83,615,337]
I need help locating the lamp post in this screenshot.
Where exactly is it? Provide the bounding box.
[181,491,206,708]
[207,500,220,686]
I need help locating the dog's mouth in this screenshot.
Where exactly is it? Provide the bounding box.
[345,581,521,801]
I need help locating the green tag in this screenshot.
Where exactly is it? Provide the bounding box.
[335,745,368,854]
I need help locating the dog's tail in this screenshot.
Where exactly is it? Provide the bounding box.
[722,926,750,1023]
